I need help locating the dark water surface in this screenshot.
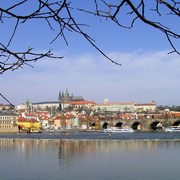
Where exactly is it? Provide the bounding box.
[0,132,180,180]
[0,131,180,140]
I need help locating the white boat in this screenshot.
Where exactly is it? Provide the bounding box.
[103,127,134,133]
[165,126,180,132]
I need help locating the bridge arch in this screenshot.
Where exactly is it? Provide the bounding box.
[102,122,108,129]
[89,122,96,129]
[150,121,163,131]
[172,120,180,126]
[131,121,141,130]
[115,122,123,128]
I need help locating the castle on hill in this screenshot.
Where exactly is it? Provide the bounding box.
[58,88,83,103]
[15,89,157,114]
[16,89,85,112]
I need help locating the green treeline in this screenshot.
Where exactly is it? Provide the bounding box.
[158,105,180,112]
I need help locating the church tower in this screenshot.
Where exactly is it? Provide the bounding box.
[64,88,70,102]
[58,91,62,112]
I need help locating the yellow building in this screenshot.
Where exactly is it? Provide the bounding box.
[18,117,41,133]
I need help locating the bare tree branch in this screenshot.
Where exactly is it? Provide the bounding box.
[0,93,15,107]
[0,0,179,74]
[0,45,63,74]
[81,0,179,54]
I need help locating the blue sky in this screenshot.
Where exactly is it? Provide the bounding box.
[1,1,180,106]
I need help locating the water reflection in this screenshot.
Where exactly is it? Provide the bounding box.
[1,138,180,159]
[0,139,180,180]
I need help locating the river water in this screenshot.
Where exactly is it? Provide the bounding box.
[0,132,180,180]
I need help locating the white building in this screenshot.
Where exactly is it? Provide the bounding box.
[95,102,135,112]
[95,100,157,113]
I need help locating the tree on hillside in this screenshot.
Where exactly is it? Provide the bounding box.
[0,0,179,74]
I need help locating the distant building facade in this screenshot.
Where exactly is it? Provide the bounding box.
[32,101,59,110]
[95,102,135,112]
[53,114,79,130]
[0,104,14,111]
[0,113,19,132]
[135,100,157,113]
[95,99,157,113]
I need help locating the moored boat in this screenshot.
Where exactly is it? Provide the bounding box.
[26,128,41,133]
[103,127,134,133]
[165,126,180,132]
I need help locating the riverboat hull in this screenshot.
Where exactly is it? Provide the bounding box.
[103,127,134,133]
[165,126,180,132]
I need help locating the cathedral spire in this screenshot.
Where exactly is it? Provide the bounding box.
[58,91,62,112]
[58,91,62,101]
[59,102,62,112]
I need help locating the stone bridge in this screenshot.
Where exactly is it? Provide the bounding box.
[92,118,180,131]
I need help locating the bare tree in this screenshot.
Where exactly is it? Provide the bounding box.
[0,0,179,74]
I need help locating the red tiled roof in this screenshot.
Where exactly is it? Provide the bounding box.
[24,113,37,116]
[53,114,76,120]
[18,116,26,121]
[18,118,38,122]
[65,114,75,119]
[53,115,66,120]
